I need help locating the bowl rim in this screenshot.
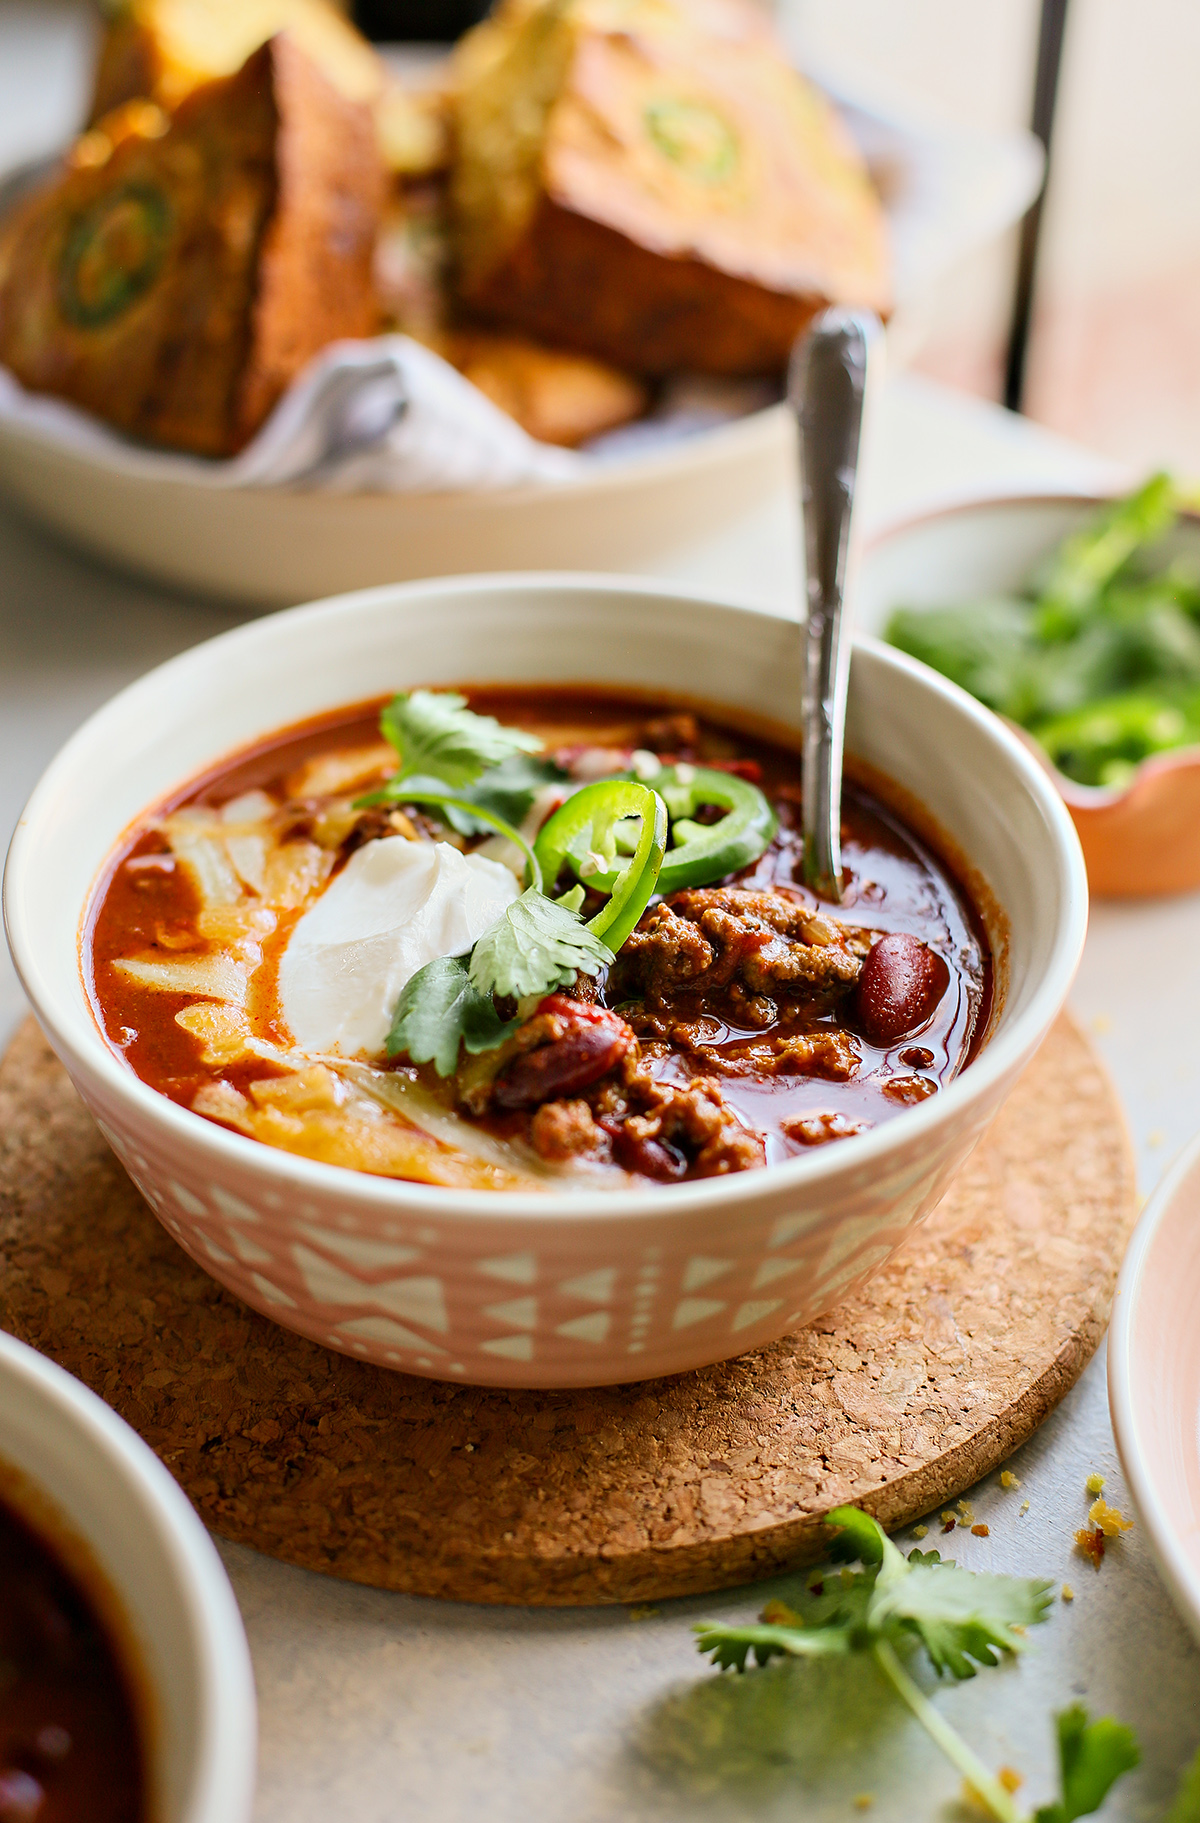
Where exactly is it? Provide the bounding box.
[863,488,1200,806]
[1107,1129,1200,1646]
[4,569,1089,1222]
[0,1327,257,1823]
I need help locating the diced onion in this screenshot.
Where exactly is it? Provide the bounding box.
[115,954,250,1003]
[160,811,242,907]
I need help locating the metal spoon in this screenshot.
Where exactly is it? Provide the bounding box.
[789,307,883,902]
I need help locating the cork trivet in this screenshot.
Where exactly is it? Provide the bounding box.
[0,1013,1133,1606]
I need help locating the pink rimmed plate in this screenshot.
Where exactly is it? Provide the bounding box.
[1109,1132,1200,1648]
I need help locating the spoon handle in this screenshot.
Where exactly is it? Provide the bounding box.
[790,307,882,902]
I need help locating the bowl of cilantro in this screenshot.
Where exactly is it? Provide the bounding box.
[858,476,1200,896]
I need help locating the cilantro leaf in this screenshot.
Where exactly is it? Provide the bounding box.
[872,1561,1054,1677]
[1165,1744,1200,1823]
[429,754,566,836]
[1032,1705,1140,1822]
[826,1503,1053,1678]
[469,888,613,1001]
[695,1621,854,1671]
[828,1505,907,1581]
[380,691,541,791]
[387,954,518,1077]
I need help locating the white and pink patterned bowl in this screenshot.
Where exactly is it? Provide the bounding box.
[4,576,1087,1388]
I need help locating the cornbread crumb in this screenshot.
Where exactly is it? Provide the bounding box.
[760,1599,801,1625]
[1000,1470,1021,1489]
[628,1605,660,1621]
[1147,1128,1165,1148]
[1020,1500,1030,1515]
[1075,1527,1105,1569]
[1085,1472,1106,1495]
[999,1767,1024,1794]
[956,1499,975,1524]
[1091,1013,1112,1034]
[912,1524,928,1539]
[1062,1584,1075,1601]
[1089,1497,1133,1537]
[971,1523,990,1537]
[853,1797,874,1811]
[940,1510,955,1524]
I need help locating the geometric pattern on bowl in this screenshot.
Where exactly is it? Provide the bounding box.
[90,1098,980,1386]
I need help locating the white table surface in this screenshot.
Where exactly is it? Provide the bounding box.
[3,6,1200,1813]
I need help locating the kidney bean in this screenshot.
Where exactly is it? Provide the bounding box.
[494,1003,632,1111]
[611,1128,689,1180]
[855,934,948,1046]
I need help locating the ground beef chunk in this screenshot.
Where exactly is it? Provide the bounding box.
[783,1110,872,1147]
[618,902,715,993]
[530,1099,605,1160]
[881,1072,939,1104]
[615,886,866,1009]
[691,1030,860,1080]
[616,1071,766,1176]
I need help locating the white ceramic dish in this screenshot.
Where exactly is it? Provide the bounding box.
[4,574,1087,1388]
[1108,1133,1200,1651]
[858,494,1200,898]
[0,1328,256,1823]
[0,403,792,606]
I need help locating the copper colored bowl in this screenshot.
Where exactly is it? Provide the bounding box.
[859,493,1200,899]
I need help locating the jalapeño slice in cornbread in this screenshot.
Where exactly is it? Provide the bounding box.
[0,33,384,456]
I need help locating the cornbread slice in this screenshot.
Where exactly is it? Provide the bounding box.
[451,0,890,376]
[0,35,384,456]
[90,0,448,179]
[91,0,386,118]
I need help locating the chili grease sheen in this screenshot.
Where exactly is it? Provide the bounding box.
[88,689,992,1188]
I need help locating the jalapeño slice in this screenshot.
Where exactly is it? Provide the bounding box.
[534,780,668,953]
[59,183,171,329]
[562,765,776,897]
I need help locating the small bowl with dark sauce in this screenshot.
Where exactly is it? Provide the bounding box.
[5,576,1088,1387]
[0,1331,255,1823]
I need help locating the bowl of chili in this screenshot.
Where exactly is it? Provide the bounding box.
[0,1328,256,1823]
[4,574,1088,1387]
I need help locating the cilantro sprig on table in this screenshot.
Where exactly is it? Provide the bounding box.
[695,1506,1140,1823]
[362,692,614,1076]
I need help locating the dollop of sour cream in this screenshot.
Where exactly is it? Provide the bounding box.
[277,837,520,1057]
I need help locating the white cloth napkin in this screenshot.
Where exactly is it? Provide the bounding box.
[0,335,584,492]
